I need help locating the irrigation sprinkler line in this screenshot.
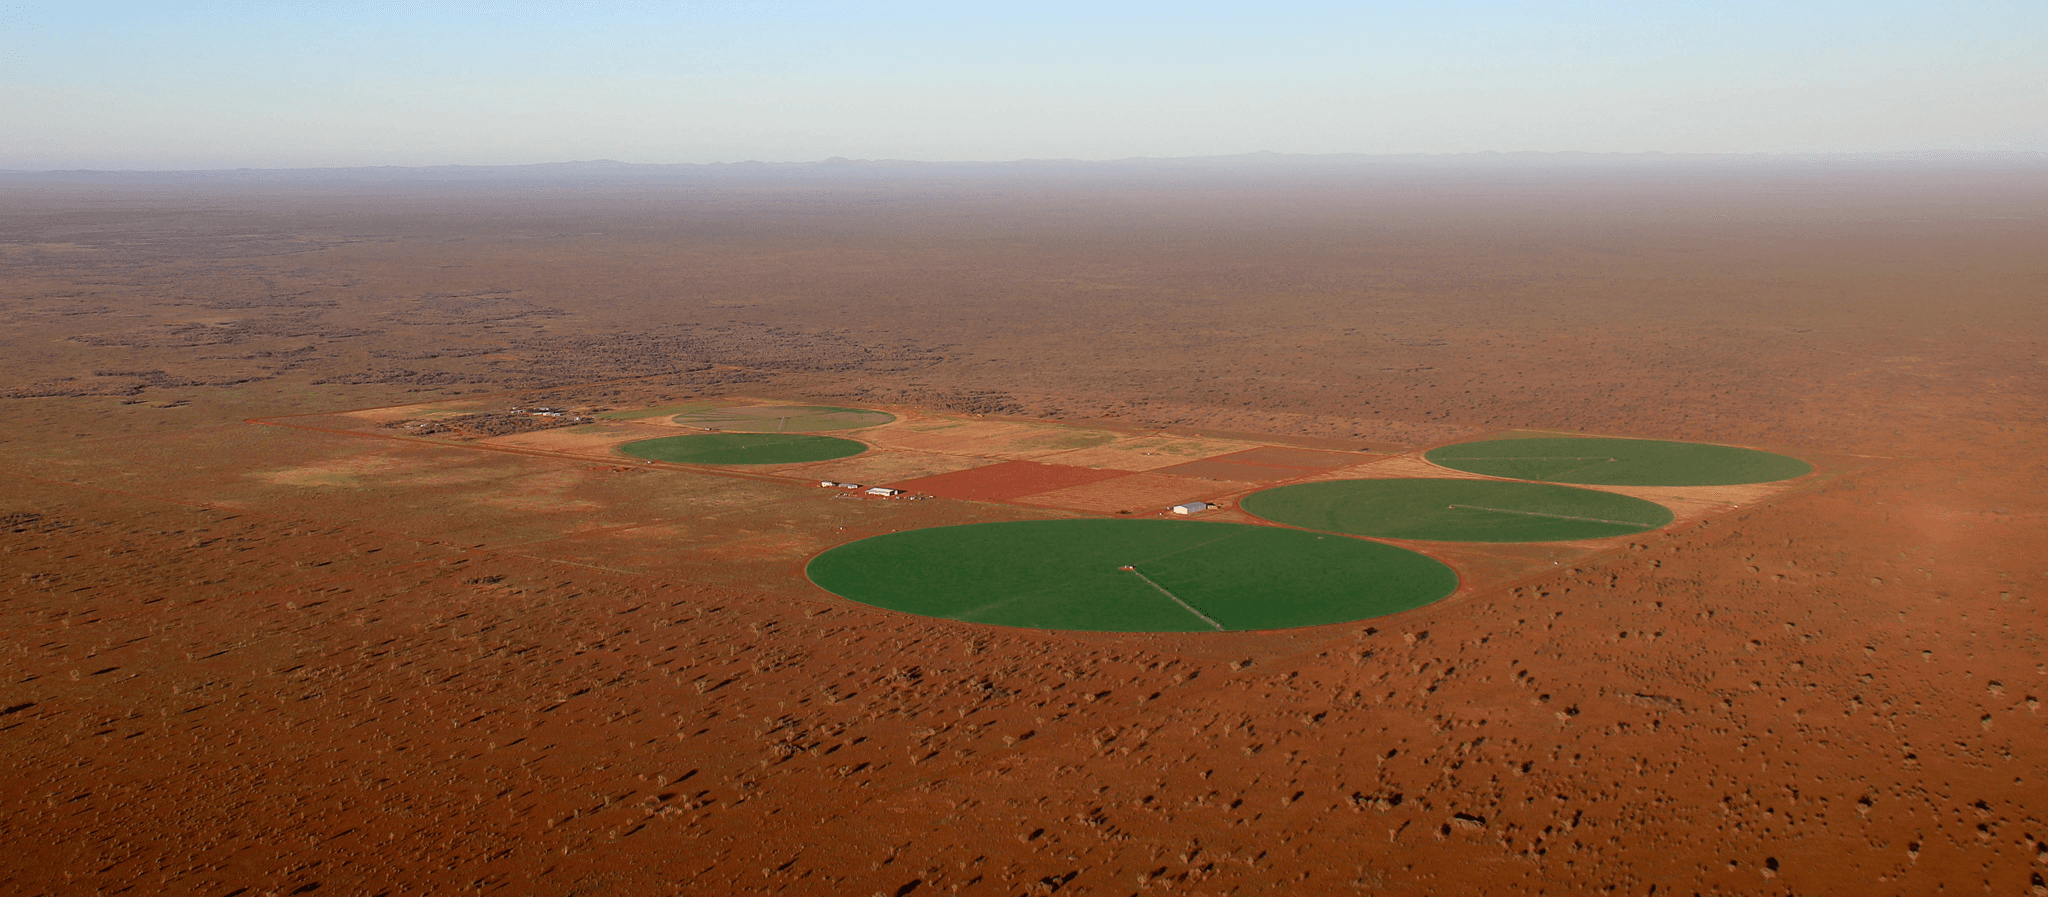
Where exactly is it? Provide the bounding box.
[1446,504,1650,526]
[1120,566,1225,631]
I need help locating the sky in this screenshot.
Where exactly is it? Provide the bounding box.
[1,1,2043,170]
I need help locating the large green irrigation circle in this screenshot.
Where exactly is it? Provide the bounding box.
[807,519,1457,632]
[1243,478,1675,542]
[618,433,866,465]
[673,405,894,433]
[1425,436,1812,486]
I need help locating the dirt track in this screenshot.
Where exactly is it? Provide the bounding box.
[2,163,2045,895]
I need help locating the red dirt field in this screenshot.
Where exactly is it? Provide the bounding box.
[2,159,2047,896]
[889,460,1135,503]
[1010,473,1226,516]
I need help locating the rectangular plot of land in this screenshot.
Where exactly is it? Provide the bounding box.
[860,420,1124,460]
[1302,454,1485,481]
[1150,458,1311,483]
[858,421,1044,454]
[995,428,1124,456]
[1012,473,1225,515]
[1211,446,1373,470]
[1037,436,1247,471]
[889,461,1133,502]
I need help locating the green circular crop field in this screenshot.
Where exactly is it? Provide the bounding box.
[618,433,867,465]
[1425,436,1811,486]
[1242,478,1674,542]
[672,405,894,433]
[807,519,1457,632]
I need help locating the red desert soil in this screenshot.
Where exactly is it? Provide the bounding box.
[891,461,1135,503]
[1,160,2045,895]
[1150,457,1323,484]
[1205,446,1367,471]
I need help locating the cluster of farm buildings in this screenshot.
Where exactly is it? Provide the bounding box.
[818,480,904,497]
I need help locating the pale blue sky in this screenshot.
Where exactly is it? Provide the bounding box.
[2,1,2042,169]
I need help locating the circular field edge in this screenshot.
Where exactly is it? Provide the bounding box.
[1423,436,1812,486]
[1240,477,1675,543]
[670,404,897,433]
[806,519,1458,633]
[617,432,868,465]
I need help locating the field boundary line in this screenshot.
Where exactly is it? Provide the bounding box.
[1433,456,1616,461]
[1122,566,1224,631]
[1446,504,1651,527]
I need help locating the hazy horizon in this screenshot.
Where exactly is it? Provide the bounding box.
[4,2,2044,170]
[10,146,2048,177]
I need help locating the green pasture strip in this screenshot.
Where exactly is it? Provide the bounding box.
[806,519,1456,633]
[618,433,867,465]
[1242,478,1674,542]
[1425,436,1812,486]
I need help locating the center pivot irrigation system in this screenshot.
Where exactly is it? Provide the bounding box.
[614,406,1814,633]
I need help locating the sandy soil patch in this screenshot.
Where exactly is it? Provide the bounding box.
[1150,457,1317,483]
[860,420,1107,458]
[340,402,492,425]
[771,449,988,485]
[1009,472,1228,515]
[1307,454,1499,481]
[478,424,653,454]
[1037,435,1248,471]
[1209,445,1369,470]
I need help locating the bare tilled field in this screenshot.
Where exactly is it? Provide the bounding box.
[2,164,2045,895]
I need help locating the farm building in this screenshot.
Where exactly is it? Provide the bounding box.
[866,487,903,497]
[1171,502,1210,515]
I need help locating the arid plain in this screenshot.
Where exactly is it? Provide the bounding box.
[3,159,2045,895]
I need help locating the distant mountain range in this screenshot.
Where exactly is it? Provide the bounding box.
[5,150,2043,185]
